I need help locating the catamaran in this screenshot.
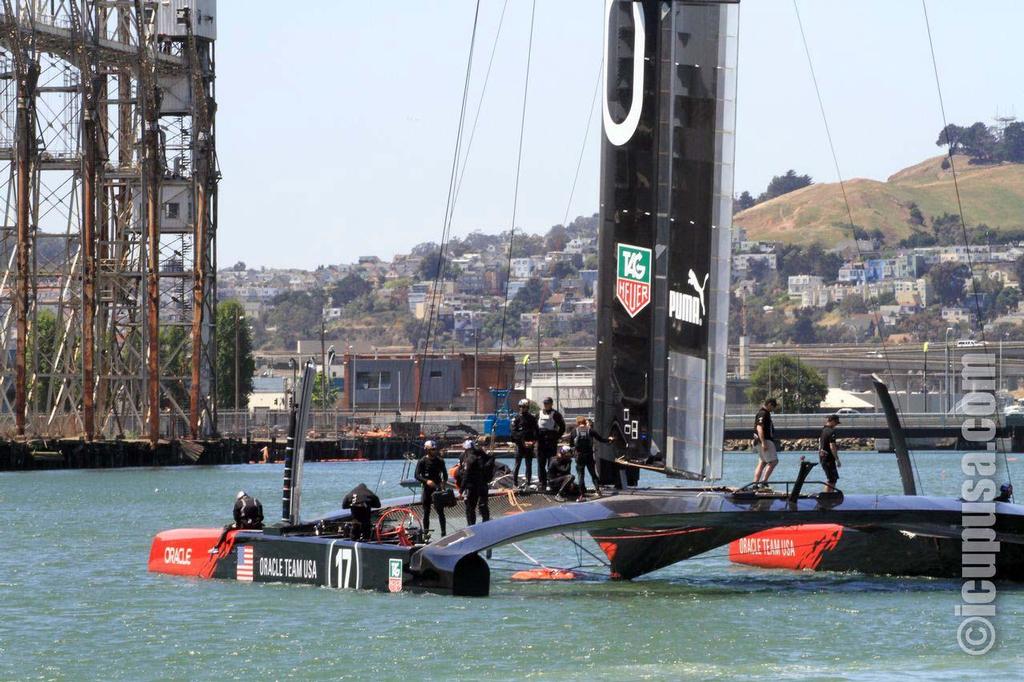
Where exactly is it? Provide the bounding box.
[149,0,1024,595]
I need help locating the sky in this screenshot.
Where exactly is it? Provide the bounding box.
[214,1,1024,269]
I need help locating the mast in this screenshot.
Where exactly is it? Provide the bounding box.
[595,0,740,480]
[282,361,316,524]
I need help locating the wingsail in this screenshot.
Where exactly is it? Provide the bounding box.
[595,0,739,480]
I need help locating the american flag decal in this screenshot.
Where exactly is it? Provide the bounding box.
[236,545,254,582]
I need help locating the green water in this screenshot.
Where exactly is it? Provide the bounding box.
[1,451,1022,681]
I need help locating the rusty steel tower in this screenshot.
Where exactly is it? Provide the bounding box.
[0,0,218,444]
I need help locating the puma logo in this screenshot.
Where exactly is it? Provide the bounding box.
[688,269,709,316]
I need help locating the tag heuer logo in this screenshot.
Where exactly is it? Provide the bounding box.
[388,558,403,593]
[616,243,652,317]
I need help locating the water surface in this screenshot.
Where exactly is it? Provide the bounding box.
[1,451,1021,680]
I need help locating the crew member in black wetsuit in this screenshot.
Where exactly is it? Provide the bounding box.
[753,398,779,485]
[570,416,614,501]
[461,438,495,526]
[818,414,841,493]
[996,484,1014,502]
[546,445,578,499]
[511,399,539,488]
[213,491,265,551]
[342,482,381,541]
[233,490,264,529]
[536,397,566,491]
[414,440,448,538]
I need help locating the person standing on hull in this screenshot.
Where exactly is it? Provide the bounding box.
[753,398,779,485]
[342,483,382,541]
[415,440,448,538]
[536,397,566,491]
[570,416,613,501]
[818,414,841,493]
[511,398,539,488]
[460,438,495,526]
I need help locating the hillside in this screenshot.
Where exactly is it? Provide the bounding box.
[734,156,1024,245]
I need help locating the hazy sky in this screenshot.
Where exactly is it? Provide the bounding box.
[215,1,1024,268]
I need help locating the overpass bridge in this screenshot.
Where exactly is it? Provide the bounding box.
[724,412,1024,450]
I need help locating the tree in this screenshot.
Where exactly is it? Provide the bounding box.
[929,262,970,306]
[310,371,338,408]
[545,224,568,252]
[734,191,756,213]
[550,260,576,280]
[745,354,827,413]
[788,312,818,344]
[1014,254,1024,288]
[959,122,999,162]
[995,286,1021,317]
[757,170,813,203]
[216,300,255,409]
[27,310,57,411]
[931,212,963,245]
[160,325,190,409]
[935,123,965,155]
[1002,121,1024,163]
[907,202,925,227]
[513,277,546,310]
[232,261,246,272]
[329,273,372,306]
[262,290,325,347]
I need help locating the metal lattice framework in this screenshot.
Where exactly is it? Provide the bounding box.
[0,0,217,443]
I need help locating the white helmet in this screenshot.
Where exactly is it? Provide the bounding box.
[462,439,475,450]
[559,445,572,455]
[236,490,247,500]
[518,399,530,407]
[423,440,437,450]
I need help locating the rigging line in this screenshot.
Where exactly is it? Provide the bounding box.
[559,531,610,568]
[792,0,924,490]
[452,0,511,211]
[411,0,482,429]
[496,0,538,392]
[562,56,604,228]
[921,0,1013,496]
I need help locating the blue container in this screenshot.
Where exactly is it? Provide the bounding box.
[483,415,511,439]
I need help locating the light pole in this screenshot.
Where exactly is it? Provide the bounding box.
[289,357,297,408]
[922,341,928,413]
[234,314,244,411]
[320,318,327,415]
[473,329,480,414]
[944,326,954,418]
[348,345,356,413]
[1000,332,1009,392]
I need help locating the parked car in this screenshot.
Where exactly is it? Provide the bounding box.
[835,408,860,415]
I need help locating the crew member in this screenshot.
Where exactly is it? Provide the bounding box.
[511,398,539,488]
[461,438,495,526]
[536,397,566,490]
[996,483,1014,502]
[414,440,448,538]
[342,482,382,541]
[753,398,779,485]
[818,414,841,493]
[546,445,578,499]
[213,490,265,551]
[233,490,264,529]
[570,416,613,501]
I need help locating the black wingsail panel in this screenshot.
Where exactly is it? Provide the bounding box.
[596,0,739,480]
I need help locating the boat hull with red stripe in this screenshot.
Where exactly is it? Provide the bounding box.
[729,524,1024,578]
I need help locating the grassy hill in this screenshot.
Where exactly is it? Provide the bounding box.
[734,156,1024,245]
